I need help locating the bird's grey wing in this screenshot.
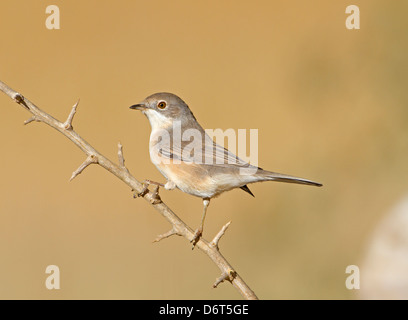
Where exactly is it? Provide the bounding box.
[157,132,255,168]
[208,139,254,168]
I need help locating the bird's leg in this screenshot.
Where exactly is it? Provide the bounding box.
[191,198,210,249]
[135,179,164,199]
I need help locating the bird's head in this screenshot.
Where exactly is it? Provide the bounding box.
[130,92,196,130]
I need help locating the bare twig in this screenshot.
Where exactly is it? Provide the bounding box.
[24,116,40,125]
[0,80,258,300]
[153,228,180,243]
[70,155,98,181]
[117,142,129,173]
[64,99,79,130]
[213,269,237,288]
[211,221,232,249]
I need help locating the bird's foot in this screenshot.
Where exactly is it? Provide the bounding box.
[150,185,162,204]
[190,227,203,249]
[135,185,149,198]
[134,180,164,203]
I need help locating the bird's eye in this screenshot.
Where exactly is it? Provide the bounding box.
[157,101,167,109]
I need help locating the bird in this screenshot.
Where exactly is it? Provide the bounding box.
[130,93,322,247]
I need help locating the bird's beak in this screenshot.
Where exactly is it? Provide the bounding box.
[129,103,147,110]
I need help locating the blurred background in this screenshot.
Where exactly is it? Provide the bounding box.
[0,0,407,299]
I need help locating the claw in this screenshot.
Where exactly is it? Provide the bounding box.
[133,180,163,203]
[150,185,162,204]
[136,183,149,198]
[191,227,203,249]
[133,183,148,198]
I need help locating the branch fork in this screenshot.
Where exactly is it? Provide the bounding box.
[153,228,181,243]
[70,155,98,181]
[24,116,40,125]
[117,142,129,173]
[210,221,232,250]
[63,99,79,130]
[213,269,237,288]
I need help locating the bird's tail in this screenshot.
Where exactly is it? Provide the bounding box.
[256,169,322,187]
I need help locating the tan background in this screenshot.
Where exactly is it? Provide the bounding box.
[0,1,407,299]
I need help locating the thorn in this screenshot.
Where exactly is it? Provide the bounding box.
[191,228,203,250]
[24,116,39,125]
[70,154,97,181]
[213,269,237,288]
[118,142,129,173]
[64,99,79,130]
[210,221,232,249]
[153,228,180,243]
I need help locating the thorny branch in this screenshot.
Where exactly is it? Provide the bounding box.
[0,80,258,300]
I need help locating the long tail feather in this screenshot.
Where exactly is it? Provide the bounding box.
[257,169,322,187]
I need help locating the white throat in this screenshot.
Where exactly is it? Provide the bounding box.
[144,109,172,131]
